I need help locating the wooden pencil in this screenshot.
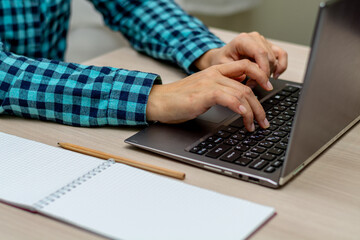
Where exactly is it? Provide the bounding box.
[58,142,185,180]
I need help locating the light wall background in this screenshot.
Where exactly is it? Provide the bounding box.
[191,0,324,46]
[66,0,324,63]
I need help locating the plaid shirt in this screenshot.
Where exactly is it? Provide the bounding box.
[0,0,224,126]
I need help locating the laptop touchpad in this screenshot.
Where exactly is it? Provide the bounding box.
[196,105,235,124]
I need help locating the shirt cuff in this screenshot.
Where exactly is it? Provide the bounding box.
[107,70,162,126]
[173,34,225,74]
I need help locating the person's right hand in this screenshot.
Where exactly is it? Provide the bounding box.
[146,60,272,131]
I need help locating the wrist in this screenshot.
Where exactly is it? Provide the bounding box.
[146,85,164,122]
[193,48,220,71]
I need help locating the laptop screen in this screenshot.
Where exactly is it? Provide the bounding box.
[282,0,360,179]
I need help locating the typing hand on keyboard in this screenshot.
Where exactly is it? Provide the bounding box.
[146,60,272,131]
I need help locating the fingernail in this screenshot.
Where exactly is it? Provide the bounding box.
[249,123,255,132]
[267,81,273,90]
[239,105,247,114]
[263,118,270,128]
[274,73,280,79]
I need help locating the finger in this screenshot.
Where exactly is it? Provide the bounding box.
[236,34,271,77]
[223,84,268,130]
[209,88,243,115]
[271,45,288,78]
[254,35,277,73]
[217,86,255,132]
[219,80,269,129]
[214,60,273,91]
[243,87,269,129]
[234,74,247,82]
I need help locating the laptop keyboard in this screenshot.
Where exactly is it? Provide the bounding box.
[187,85,301,174]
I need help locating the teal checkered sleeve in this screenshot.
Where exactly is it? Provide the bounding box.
[0,49,161,126]
[89,0,225,73]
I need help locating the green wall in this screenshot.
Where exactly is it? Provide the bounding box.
[193,0,325,46]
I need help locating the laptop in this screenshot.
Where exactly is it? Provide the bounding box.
[125,0,360,188]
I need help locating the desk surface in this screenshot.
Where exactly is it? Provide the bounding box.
[1,28,359,240]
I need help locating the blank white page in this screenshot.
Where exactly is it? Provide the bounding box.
[43,163,275,240]
[0,132,103,207]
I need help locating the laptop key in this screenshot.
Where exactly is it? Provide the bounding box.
[197,148,208,155]
[279,101,293,107]
[273,105,287,111]
[284,110,295,116]
[220,150,242,162]
[271,119,285,126]
[243,139,258,146]
[266,115,274,121]
[213,137,224,144]
[272,95,285,101]
[249,134,265,141]
[251,146,267,154]
[190,146,201,153]
[279,126,292,132]
[278,90,292,97]
[273,131,287,137]
[271,160,283,168]
[234,144,250,152]
[244,152,260,159]
[234,157,253,166]
[264,99,279,105]
[238,128,252,135]
[266,136,281,143]
[262,103,273,111]
[257,129,272,136]
[264,166,276,173]
[206,143,216,149]
[215,130,231,138]
[268,148,284,155]
[275,142,287,150]
[267,110,280,116]
[205,144,231,159]
[197,142,208,148]
[231,134,246,141]
[206,136,216,142]
[249,159,268,170]
[220,126,239,133]
[260,153,277,161]
[224,138,239,146]
[259,141,274,148]
[285,97,298,103]
[283,86,300,93]
[277,115,292,121]
[267,124,278,131]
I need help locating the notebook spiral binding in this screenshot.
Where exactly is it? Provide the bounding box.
[33,159,115,210]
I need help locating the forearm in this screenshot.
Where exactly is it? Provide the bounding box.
[89,0,225,74]
[0,49,161,126]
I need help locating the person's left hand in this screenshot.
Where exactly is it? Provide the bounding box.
[194,32,288,88]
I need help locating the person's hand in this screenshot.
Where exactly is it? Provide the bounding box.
[194,32,288,88]
[146,60,271,131]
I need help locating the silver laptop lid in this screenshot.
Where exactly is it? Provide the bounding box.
[280,0,360,184]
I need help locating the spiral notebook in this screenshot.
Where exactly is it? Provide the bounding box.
[0,132,275,240]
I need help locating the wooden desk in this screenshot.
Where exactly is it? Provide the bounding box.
[0,28,359,240]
